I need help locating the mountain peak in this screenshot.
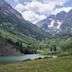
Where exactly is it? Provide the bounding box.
[68,9,72,14]
[58,11,66,14]
[55,11,66,21]
[37,9,72,36]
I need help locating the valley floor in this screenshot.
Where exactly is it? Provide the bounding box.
[0,55,72,72]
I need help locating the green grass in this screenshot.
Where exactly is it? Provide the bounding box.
[37,49,51,54]
[0,27,39,49]
[0,55,72,72]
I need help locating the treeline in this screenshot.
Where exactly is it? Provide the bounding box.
[40,37,72,55]
[0,30,72,55]
[0,32,38,54]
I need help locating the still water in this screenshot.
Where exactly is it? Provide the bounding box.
[0,54,47,62]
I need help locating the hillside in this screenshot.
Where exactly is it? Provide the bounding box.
[0,0,48,40]
[0,0,72,56]
[0,0,49,55]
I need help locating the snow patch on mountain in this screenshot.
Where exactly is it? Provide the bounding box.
[48,20,54,28]
[48,19,62,30]
[56,20,62,29]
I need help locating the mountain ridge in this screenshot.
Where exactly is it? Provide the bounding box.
[0,0,48,40]
[37,10,72,36]
[0,0,48,55]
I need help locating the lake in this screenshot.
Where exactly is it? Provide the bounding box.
[0,54,46,63]
[0,54,57,63]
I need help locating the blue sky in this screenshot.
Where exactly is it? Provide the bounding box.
[5,0,72,24]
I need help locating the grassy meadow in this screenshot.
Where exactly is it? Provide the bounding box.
[0,55,72,72]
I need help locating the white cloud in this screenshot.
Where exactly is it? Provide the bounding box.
[15,0,71,24]
[37,0,69,5]
[22,11,46,24]
[15,3,25,13]
[26,1,56,14]
[50,0,69,6]
[15,0,57,23]
[15,0,70,15]
[14,0,18,2]
[15,3,46,24]
[52,7,72,14]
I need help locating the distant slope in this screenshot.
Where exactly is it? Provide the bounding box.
[37,9,72,37]
[37,10,72,36]
[0,0,48,40]
[0,0,49,55]
[0,26,40,55]
[60,9,72,35]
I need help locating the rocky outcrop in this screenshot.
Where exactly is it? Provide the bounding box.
[0,46,16,56]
